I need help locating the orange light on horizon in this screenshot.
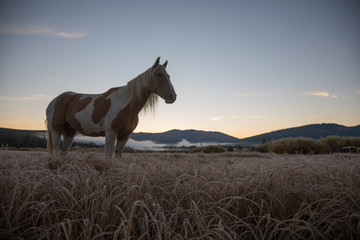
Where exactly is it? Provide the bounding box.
[0,121,47,131]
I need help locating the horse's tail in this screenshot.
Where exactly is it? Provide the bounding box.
[46,120,53,156]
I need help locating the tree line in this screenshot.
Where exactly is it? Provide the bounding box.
[0,134,103,149]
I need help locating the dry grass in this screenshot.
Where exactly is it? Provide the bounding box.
[1,150,359,239]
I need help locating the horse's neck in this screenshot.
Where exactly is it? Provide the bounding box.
[131,87,151,114]
[126,70,152,114]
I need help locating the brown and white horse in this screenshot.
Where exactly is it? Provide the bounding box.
[46,57,176,158]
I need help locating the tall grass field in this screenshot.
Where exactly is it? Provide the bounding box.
[1,150,359,239]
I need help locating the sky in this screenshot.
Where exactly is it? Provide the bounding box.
[0,0,359,139]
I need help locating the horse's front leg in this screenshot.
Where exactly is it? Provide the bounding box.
[105,131,116,157]
[116,135,129,159]
[61,134,75,154]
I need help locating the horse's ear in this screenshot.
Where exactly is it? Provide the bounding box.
[152,57,160,69]
[163,60,168,69]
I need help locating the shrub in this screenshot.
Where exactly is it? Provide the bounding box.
[267,137,316,154]
[252,136,360,154]
[320,136,345,153]
[320,136,360,153]
[202,145,225,153]
[191,145,225,153]
[252,142,271,153]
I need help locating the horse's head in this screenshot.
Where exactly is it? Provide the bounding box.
[149,57,177,104]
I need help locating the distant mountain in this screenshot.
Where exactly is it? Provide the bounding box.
[0,128,240,147]
[1,123,359,148]
[130,129,240,144]
[238,123,360,146]
[131,124,360,146]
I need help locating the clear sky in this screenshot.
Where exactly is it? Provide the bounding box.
[0,0,359,139]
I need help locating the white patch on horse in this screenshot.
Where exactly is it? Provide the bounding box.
[74,87,132,135]
[104,86,132,131]
[74,95,100,135]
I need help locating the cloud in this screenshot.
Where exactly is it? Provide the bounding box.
[357,89,360,95]
[0,94,53,101]
[307,91,329,97]
[307,91,338,98]
[0,25,86,39]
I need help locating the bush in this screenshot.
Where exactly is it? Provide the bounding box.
[320,136,344,152]
[252,142,271,153]
[202,145,225,153]
[253,136,360,154]
[320,136,360,153]
[191,145,225,153]
[267,138,320,154]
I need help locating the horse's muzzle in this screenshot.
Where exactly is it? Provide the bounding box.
[165,92,177,104]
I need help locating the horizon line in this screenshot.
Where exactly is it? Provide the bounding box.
[1,122,359,140]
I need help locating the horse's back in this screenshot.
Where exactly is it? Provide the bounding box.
[47,91,77,116]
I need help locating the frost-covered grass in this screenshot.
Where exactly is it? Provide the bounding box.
[1,151,359,239]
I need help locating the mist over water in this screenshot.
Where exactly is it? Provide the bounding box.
[73,135,227,150]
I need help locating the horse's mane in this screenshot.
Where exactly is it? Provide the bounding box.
[127,68,158,114]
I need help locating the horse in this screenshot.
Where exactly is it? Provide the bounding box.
[46,57,176,158]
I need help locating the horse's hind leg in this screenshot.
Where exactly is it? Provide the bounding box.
[51,131,61,154]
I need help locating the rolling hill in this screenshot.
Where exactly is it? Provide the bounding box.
[238,123,360,146]
[1,123,359,148]
[130,129,240,144]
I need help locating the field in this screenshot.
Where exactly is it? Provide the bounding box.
[1,150,360,239]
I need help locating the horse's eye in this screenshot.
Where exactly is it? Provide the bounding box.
[156,73,162,78]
